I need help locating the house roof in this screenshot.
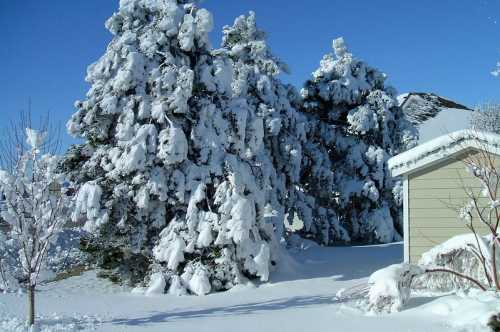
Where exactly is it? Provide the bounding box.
[388,130,500,177]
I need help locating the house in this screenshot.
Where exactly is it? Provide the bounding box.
[388,130,498,263]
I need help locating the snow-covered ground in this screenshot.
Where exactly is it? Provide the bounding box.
[0,242,497,332]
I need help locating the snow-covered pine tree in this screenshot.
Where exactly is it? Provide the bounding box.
[219,11,305,241]
[299,38,417,244]
[64,0,281,294]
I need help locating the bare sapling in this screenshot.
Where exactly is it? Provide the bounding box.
[0,111,73,327]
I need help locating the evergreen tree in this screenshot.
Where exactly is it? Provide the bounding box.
[219,11,304,241]
[299,38,417,244]
[64,0,288,294]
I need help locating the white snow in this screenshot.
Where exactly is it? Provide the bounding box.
[253,244,271,282]
[196,221,213,248]
[332,37,348,58]
[188,266,211,296]
[168,275,187,296]
[368,263,424,313]
[227,196,255,244]
[421,290,500,332]
[1,243,496,332]
[388,129,500,177]
[25,128,47,150]
[419,233,483,266]
[418,108,473,143]
[145,273,166,296]
[153,232,186,271]
[158,126,188,165]
[72,182,109,233]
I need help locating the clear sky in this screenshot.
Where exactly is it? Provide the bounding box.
[1,0,500,148]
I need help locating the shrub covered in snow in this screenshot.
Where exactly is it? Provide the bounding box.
[369,233,498,317]
[297,38,417,245]
[414,234,494,291]
[367,263,424,313]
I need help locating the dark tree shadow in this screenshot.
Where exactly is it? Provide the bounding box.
[404,294,447,310]
[110,243,403,328]
[110,294,355,327]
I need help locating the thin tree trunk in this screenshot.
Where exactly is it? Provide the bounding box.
[27,284,35,327]
[493,242,500,291]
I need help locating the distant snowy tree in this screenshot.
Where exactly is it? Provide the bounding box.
[64,1,290,295]
[0,125,73,328]
[470,103,500,134]
[299,38,417,244]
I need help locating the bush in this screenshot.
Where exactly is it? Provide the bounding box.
[414,234,491,291]
[368,263,424,313]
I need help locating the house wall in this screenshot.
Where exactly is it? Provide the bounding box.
[407,151,494,263]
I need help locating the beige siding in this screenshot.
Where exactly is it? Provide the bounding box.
[408,153,493,264]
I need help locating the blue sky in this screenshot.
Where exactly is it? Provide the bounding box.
[1,0,500,148]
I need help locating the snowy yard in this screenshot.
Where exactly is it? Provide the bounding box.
[2,1,500,331]
[2,242,496,332]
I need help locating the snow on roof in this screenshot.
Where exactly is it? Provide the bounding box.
[398,93,472,126]
[418,108,472,144]
[388,129,500,177]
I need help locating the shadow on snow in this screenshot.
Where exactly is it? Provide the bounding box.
[110,294,352,326]
[272,242,403,283]
[110,242,403,327]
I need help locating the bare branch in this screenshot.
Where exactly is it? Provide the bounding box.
[425,268,488,291]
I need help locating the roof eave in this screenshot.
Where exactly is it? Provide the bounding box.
[389,131,500,177]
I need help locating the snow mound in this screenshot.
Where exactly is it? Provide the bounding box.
[422,290,500,332]
[367,263,424,313]
[188,266,211,296]
[145,272,166,296]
